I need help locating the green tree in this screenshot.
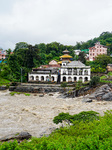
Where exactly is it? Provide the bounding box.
[78,51,86,64]
[14,42,28,52]
[89,76,100,87]
[8,54,21,81]
[37,43,46,53]
[95,54,112,68]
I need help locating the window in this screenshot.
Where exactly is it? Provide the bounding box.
[73,69,77,75]
[68,69,72,75]
[84,70,88,75]
[36,76,39,81]
[68,77,72,82]
[63,76,66,82]
[63,69,66,75]
[79,77,82,81]
[85,77,88,82]
[79,70,82,75]
[74,77,77,81]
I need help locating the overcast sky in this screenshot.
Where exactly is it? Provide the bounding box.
[0,0,112,50]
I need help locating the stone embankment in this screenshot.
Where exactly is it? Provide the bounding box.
[9,83,73,93]
[0,85,7,90]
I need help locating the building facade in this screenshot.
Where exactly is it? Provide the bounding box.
[28,61,91,83]
[60,61,90,82]
[0,49,6,60]
[89,42,107,61]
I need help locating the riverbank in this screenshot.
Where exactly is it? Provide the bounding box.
[0,90,112,138]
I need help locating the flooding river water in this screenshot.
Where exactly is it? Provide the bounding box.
[0,90,112,138]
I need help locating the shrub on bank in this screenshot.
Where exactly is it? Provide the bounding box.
[1,110,112,149]
[89,76,100,87]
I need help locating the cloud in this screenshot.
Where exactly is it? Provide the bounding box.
[0,0,112,49]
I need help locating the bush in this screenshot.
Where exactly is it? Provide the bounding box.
[89,76,100,87]
[71,111,99,123]
[24,93,30,96]
[53,111,99,125]
[61,82,67,88]
[53,112,72,124]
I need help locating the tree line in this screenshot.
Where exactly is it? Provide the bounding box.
[1,31,112,82]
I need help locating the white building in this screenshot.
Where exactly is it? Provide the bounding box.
[28,61,91,83]
[74,50,81,55]
[60,61,90,82]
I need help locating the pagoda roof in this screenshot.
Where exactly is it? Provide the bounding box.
[58,60,71,64]
[60,54,72,58]
[63,49,70,53]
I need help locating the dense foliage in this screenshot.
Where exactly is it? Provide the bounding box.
[1,31,112,82]
[89,76,100,87]
[0,77,10,86]
[53,111,99,124]
[1,110,112,149]
[86,54,112,73]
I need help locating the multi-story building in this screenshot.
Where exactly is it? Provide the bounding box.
[0,49,6,60]
[89,42,107,61]
[28,61,91,83]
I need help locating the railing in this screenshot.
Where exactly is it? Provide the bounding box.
[30,71,57,74]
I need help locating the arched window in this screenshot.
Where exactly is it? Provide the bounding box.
[85,77,88,82]
[46,76,49,81]
[79,77,82,81]
[36,76,39,81]
[41,76,44,81]
[63,76,66,82]
[68,77,72,82]
[74,77,77,81]
[30,76,34,80]
[51,76,54,81]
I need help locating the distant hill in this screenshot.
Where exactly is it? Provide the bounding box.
[74,31,112,54]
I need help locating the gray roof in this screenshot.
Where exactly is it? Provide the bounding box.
[66,61,85,67]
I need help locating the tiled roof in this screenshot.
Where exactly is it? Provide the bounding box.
[66,61,85,67]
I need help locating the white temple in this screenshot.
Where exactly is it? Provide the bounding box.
[28,60,90,83]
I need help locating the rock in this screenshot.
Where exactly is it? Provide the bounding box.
[98,84,111,92]
[102,92,112,101]
[9,86,16,91]
[0,85,7,90]
[95,92,105,98]
[108,83,112,88]
[49,94,54,96]
[39,127,56,137]
[0,132,32,142]
[88,93,96,99]
[39,94,44,97]
[83,87,91,91]
[82,98,92,103]
[87,84,112,101]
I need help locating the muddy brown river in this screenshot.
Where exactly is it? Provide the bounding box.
[0,90,112,138]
